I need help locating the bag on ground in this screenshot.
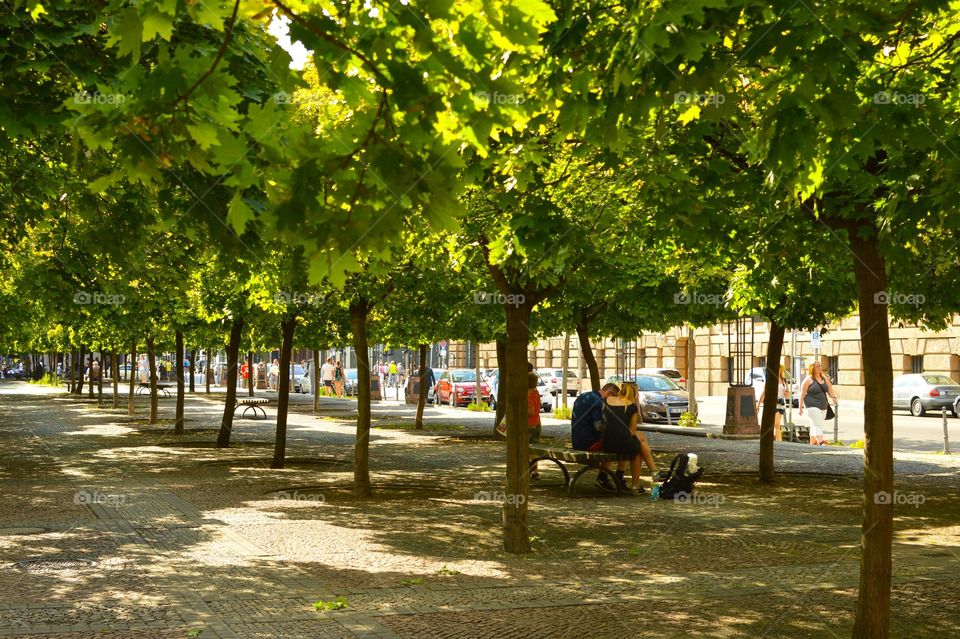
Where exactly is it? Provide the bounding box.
[659,452,704,501]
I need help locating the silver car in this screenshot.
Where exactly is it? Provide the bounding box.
[633,373,694,423]
[893,373,960,416]
[538,369,580,396]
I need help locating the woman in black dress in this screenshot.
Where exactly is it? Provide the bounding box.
[602,383,646,494]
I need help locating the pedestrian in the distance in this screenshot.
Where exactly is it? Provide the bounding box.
[757,365,790,442]
[798,361,837,446]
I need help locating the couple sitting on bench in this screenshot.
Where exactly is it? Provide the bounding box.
[571,382,660,495]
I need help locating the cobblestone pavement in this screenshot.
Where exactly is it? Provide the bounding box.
[0,381,958,638]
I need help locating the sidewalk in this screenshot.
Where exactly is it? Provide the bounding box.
[1,381,957,637]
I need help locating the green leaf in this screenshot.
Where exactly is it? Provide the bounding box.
[186,121,221,150]
[110,9,143,60]
[142,10,175,41]
[227,193,255,235]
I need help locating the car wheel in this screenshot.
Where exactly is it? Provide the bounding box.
[448,392,456,407]
[910,398,926,417]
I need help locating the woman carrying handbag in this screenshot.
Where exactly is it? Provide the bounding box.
[798,361,838,445]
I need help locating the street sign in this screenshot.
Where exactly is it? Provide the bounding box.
[440,340,447,348]
[811,330,821,349]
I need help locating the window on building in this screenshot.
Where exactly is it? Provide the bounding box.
[722,357,733,383]
[758,356,767,370]
[911,355,924,374]
[826,356,839,382]
[639,348,646,368]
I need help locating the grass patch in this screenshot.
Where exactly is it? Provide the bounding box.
[313,596,348,612]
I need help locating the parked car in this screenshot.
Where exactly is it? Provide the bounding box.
[290,364,307,393]
[633,373,695,423]
[637,367,686,388]
[486,369,552,412]
[343,368,359,396]
[893,373,960,416]
[745,367,799,408]
[538,368,580,397]
[427,369,444,404]
[435,369,493,407]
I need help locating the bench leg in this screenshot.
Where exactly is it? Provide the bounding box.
[255,406,266,419]
[529,457,569,487]
[568,464,600,496]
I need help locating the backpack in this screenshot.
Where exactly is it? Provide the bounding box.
[659,453,704,501]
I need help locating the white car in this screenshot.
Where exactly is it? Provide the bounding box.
[487,369,552,412]
[746,367,799,407]
[538,368,580,396]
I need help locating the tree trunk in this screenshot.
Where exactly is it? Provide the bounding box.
[759,321,786,483]
[216,316,245,448]
[350,302,372,497]
[175,330,185,435]
[147,337,158,425]
[111,350,119,409]
[74,345,86,395]
[576,322,600,391]
[247,351,254,397]
[272,316,297,469]
[69,349,76,392]
[849,229,894,639]
[415,343,428,429]
[687,325,698,416]
[494,338,507,430]
[128,341,136,416]
[95,350,103,403]
[312,349,320,411]
[189,348,196,393]
[560,332,570,409]
[502,300,534,553]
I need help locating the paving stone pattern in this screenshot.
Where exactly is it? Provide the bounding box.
[0,382,958,638]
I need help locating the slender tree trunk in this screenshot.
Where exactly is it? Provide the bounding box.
[474,340,482,407]
[128,341,136,416]
[576,322,600,391]
[494,338,507,430]
[95,350,103,403]
[503,300,534,553]
[175,330,185,435]
[415,343,428,429]
[560,332,570,408]
[759,321,786,483]
[272,316,297,469]
[216,317,245,448]
[351,302,372,497]
[205,348,212,393]
[74,345,86,395]
[312,349,320,411]
[247,351,254,397]
[69,349,77,392]
[146,337,158,425]
[849,229,894,639]
[111,350,119,409]
[687,325,698,416]
[189,348,196,393]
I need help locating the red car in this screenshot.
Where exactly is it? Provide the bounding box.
[435,369,492,407]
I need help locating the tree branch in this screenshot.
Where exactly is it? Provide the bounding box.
[171,0,241,112]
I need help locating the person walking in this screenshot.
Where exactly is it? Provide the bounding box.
[334,360,345,397]
[798,361,838,445]
[269,359,280,390]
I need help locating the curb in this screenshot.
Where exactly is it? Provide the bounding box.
[638,423,760,440]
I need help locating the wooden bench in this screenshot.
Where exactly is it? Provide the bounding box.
[528,445,630,496]
[136,382,172,397]
[235,397,270,419]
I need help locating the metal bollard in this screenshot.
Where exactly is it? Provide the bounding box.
[943,407,951,455]
[833,404,839,443]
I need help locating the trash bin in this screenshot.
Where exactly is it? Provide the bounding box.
[370,374,382,401]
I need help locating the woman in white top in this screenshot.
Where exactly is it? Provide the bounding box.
[756,365,790,442]
[798,361,838,445]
